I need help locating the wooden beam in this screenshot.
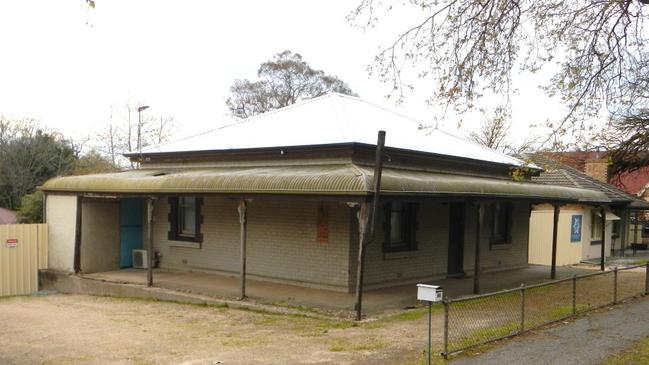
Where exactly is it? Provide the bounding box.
[601,207,606,271]
[620,209,628,257]
[550,204,560,279]
[146,197,156,287]
[354,130,386,321]
[238,199,248,300]
[73,195,83,274]
[633,210,640,256]
[473,202,483,294]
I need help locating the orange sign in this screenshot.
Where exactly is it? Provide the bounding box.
[316,205,329,244]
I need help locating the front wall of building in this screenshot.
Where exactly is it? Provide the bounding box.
[46,194,77,272]
[528,205,586,266]
[463,201,531,273]
[360,201,531,290]
[80,199,120,273]
[151,197,352,291]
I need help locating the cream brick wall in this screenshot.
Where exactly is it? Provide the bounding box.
[358,201,530,290]
[463,201,530,272]
[151,197,352,291]
[80,199,120,273]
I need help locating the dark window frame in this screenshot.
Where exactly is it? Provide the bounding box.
[490,202,513,246]
[382,202,419,253]
[168,196,204,243]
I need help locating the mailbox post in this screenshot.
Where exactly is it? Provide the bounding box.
[417,284,443,365]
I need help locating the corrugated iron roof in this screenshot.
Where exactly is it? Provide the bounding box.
[526,154,649,208]
[41,164,609,203]
[135,93,535,168]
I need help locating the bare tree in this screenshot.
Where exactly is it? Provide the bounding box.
[226,50,357,118]
[94,101,176,167]
[349,0,649,155]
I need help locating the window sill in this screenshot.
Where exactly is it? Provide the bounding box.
[383,250,419,260]
[169,241,201,249]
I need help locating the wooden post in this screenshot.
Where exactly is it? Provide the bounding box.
[238,199,248,300]
[633,210,640,256]
[146,197,155,287]
[73,195,83,274]
[620,209,628,257]
[601,207,606,271]
[354,130,386,321]
[550,204,560,279]
[473,202,483,294]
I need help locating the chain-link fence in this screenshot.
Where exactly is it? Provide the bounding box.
[442,264,649,358]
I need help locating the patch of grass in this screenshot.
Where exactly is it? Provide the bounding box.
[328,338,387,352]
[397,347,447,365]
[378,304,443,323]
[451,321,520,352]
[601,336,649,365]
[110,295,229,310]
[221,336,270,348]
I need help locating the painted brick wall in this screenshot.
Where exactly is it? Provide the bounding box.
[151,197,352,291]
[358,201,530,290]
[463,201,531,273]
[361,202,450,287]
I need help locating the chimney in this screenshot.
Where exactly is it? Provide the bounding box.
[584,159,608,183]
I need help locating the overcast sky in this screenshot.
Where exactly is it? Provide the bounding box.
[0,0,571,150]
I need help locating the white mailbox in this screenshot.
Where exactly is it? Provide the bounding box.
[417,284,443,302]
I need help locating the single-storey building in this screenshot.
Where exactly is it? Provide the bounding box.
[41,93,610,316]
[526,154,649,266]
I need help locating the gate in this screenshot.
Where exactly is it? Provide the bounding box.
[0,224,48,296]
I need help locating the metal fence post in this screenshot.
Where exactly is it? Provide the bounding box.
[520,284,525,333]
[572,274,577,315]
[443,297,449,359]
[645,263,649,296]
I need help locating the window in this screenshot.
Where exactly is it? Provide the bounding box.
[612,220,620,239]
[591,210,603,245]
[490,202,512,245]
[383,202,418,252]
[168,197,203,243]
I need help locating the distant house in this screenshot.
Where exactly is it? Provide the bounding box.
[526,154,649,266]
[0,207,18,224]
[40,94,609,312]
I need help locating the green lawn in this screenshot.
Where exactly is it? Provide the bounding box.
[602,336,649,365]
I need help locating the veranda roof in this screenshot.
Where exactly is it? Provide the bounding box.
[41,164,610,203]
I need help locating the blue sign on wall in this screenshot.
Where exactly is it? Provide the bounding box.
[571,215,582,242]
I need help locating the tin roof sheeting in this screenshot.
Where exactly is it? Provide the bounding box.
[137,93,533,168]
[41,164,610,203]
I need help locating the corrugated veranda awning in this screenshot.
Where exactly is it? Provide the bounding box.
[40,164,610,203]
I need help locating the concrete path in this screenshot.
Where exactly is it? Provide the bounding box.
[452,296,649,365]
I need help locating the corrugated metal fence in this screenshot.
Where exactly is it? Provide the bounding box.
[0,224,48,297]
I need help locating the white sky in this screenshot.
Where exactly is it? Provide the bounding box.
[0,0,572,151]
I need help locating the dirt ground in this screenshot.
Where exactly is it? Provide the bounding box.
[0,294,435,365]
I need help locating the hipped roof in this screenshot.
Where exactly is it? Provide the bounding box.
[41,164,609,203]
[133,93,533,168]
[527,154,649,209]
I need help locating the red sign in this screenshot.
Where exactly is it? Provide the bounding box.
[6,239,18,248]
[316,205,329,244]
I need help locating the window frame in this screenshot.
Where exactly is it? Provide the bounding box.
[489,202,513,246]
[168,196,204,244]
[382,202,419,253]
[590,210,603,245]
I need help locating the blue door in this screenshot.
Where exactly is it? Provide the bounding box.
[120,198,144,268]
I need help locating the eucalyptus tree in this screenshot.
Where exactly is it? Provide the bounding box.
[226,50,356,119]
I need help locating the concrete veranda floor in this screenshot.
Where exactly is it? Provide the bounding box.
[83,265,594,314]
